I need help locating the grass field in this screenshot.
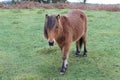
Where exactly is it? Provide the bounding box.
[0,9,120,80]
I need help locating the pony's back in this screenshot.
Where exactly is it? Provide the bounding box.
[66,9,87,41]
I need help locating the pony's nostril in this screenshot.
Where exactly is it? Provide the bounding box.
[48,41,54,46]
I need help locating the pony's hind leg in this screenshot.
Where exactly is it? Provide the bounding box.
[75,41,80,56]
[75,38,83,56]
[82,35,87,57]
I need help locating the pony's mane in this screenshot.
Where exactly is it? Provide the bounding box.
[46,15,57,29]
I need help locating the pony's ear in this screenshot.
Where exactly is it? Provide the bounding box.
[56,14,60,20]
[45,14,48,18]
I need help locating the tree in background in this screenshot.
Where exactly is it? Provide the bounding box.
[11,0,66,3]
[79,0,87,4]
[83,0,87,4]
[12,0,15,3]
[49,0,66,3]
[59,0,66,3]
[42,0,50,3]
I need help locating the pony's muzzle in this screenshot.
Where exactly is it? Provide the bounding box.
[48,41,54,46]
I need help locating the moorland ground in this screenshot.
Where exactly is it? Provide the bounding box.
[0,9,120,80]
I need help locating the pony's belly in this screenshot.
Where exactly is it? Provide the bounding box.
[72,31,84,42]
[73,35,82,42]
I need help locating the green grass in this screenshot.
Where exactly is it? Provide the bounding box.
[0,8,120,80]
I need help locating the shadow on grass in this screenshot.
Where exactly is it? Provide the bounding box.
[36,46,59,55]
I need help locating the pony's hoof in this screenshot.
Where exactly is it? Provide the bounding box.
[75,54,80,57]
[83,54,87,57]
[60,68,67,75]
[75,52,80,57]
[60,71,65,75]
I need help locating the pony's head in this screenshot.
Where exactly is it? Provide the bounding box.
[44,14,62,46]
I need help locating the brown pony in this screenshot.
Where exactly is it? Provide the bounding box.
[44,9,87,74]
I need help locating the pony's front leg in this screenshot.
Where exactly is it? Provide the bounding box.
[60,44,70,75]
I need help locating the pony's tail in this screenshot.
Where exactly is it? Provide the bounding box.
[79,38,83,49]
[85,13,87,33]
